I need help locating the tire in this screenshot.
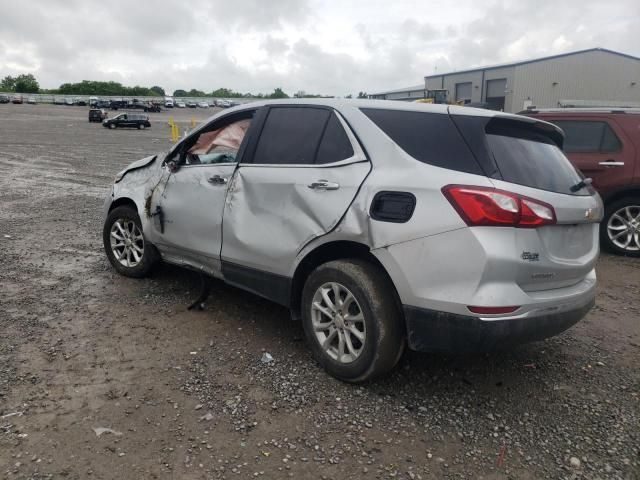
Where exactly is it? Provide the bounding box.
[103,205,159,278]
[138,123,145,130]
[601,197,640,256]
[301,259,405,383]
[109,123,117,129]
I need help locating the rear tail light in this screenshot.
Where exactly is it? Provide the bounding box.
[442,185,556,228]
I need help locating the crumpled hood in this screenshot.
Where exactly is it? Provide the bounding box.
[114,154,157,183]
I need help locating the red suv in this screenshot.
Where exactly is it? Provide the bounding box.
[526,108,640,256]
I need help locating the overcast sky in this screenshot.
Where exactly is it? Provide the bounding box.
[1,0,639,96]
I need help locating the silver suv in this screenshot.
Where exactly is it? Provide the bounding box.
[102,100,602,382]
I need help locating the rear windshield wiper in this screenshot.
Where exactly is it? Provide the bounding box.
[570,177,593,193]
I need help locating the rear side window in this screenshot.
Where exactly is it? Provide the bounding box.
[485,119,587,195]
[316,113,354,164]
[253,107,330,165]
[360,108,482,175]
[552,120,622,153]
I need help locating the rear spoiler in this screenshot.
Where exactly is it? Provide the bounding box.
[487,114,565,149]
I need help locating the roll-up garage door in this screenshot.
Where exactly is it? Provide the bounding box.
[485,78,507,110]
[455,82,472,103]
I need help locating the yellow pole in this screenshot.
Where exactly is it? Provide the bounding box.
[191,117,196,128]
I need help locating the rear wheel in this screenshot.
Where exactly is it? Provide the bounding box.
[601,197,640,256]
[103,206,159,277]
[301,259,404,383]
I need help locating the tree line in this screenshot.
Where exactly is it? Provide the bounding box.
[1,74,368,99]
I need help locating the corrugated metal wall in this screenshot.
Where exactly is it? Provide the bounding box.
[425,66,515,108]
[512,50,640,112]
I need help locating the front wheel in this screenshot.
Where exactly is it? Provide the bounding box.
[601,197,640,256]
[109,123,117,129]
[138,123,145,130]
[103,206,159,277]
[301,259,405,383]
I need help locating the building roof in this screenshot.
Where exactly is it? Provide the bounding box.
[369,84,425,96]
[424,48,640,79]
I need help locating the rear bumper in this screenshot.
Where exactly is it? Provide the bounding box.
[404,293,595,353]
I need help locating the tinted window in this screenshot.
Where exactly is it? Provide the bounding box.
[316,113,354,164]
[253,107,330,164]
[553,120,622,153]
[361,108,482,175]
[486,120,586,195]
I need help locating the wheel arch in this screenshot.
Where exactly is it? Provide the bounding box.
[290,240,403,322]
[109,197,139,214]
[602,186,640,206]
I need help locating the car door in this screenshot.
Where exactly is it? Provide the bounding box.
[549,117,635,196]
[220,105,370,303]
[148,109,256,277]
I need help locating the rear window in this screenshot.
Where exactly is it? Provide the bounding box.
[361,108,482,175]
[485,119,588,195]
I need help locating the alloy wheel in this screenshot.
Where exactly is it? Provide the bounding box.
[607,205,640,252]
[110,219,145,267]
[311,282,366,364]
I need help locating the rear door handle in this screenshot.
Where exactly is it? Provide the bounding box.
[208,175,228,185]
[599,160,625,167]
[308,179,340,190]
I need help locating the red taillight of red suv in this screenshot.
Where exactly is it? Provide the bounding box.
[442,185,556,228]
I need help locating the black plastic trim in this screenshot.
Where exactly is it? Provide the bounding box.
[222,261,292,307]
[403,300,594,353]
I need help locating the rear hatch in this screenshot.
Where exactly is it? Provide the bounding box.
[449,110,602,292]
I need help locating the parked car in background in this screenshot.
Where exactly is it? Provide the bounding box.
[103,112,151,130]
[219,100,231,108]
[109,100,128,110]
[525,108,640,256]
[165,97,174,108]
[186,101,197,108]
[147,103,162,112]
[0,94,10,104]
[95,100,111,109]
[197,101,209,108]
[27,96,37,104]
[53,97,65,105]
[75,98,87,106]
[12,95,23,104]
[102,99,601,382]
[126,100,151,111]
[89,108,108,122]
[175,100,186,108]
[89,96,99,107]
[64,98,75,106]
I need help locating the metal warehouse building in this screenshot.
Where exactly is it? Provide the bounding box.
[371,48,640,113]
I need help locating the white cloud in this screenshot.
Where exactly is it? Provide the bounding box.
[0,0,638,95]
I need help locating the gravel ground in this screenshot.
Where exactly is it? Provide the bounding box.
[0,103,638,480]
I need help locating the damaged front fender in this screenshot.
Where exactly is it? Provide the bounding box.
[114,154,158,183]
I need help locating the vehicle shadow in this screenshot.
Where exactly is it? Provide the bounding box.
[147,262,572,396]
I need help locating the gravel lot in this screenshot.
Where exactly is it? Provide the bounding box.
[0,103,638,480]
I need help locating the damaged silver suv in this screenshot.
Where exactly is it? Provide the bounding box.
[103,100,602,382]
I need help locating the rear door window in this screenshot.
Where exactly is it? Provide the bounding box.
[552,120,622,153]
[360,108,482,175]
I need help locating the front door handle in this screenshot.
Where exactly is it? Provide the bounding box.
[208,175,228,185]
[599,160,625,167]
[308,179,340,190]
